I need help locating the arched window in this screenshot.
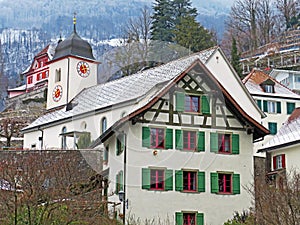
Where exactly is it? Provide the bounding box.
[61,127,67,149]
[101,117,107,134]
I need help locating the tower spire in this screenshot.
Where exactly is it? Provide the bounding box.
[73,12,77,33]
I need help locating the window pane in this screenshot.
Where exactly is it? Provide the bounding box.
[184,95,200,112]
[218,173,232,193]
[183,171,196,191]
[218,134,231,153]
[150,128,165,148]
[183,131,196,150]
[183,213,196,225]
[150,170,164,190]
[268,101,276,113]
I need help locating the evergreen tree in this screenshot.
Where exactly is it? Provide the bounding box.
[173,15,216,52]
[231,38,243,78]
[172,0,197,25]
[151,0,174,42]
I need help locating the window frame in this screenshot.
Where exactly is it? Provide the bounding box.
[183,170,197,192]
[183,130,197,151]
[116,133,125,156]
[218,173,232,194]
[183,212,196,225]
[142,168,173,191]
[150,169,165,191]
[55,68,61,82]
[150,128,165,149]
[273,154,286,170]
[218,133,231,153]
[27,76,33,84]
[184,95,200,113]
[211,172,240,195]
[267,101,276,113]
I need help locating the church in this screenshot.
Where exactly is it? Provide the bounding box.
[22,18,269,224]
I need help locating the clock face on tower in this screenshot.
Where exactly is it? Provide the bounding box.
[52,85,63,102]
[77,61,90,77]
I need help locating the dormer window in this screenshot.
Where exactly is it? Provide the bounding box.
[260,79,275,93]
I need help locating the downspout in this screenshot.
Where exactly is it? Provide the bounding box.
[66,58,70,105]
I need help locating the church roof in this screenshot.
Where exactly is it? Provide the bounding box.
[52,31,95,61]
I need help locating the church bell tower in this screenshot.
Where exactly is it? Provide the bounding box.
[47,14,99,110]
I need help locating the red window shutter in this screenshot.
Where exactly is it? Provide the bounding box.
[282,154,286,168]
[273,156,277,170]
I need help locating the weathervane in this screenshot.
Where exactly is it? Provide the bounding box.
[73,12,77,33]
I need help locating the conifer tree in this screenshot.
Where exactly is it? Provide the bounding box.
[151,0,174,42]
[173,15,216,52]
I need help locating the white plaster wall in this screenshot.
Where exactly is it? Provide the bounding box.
[271,145,300,173]
[206,50,262,123]
[108,123,254,225]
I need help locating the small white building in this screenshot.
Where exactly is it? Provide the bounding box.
[269,69,300,93]
[258,108,300,187]
[242,69,300,153]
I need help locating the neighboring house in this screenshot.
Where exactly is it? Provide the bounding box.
[258,108,300,187]
[242,69,300,152]
[269,69,300,93]
[7,43,56,99]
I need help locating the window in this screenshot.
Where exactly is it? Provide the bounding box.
[185,95,200,112]
[268,122,277,135]
[218,133,231,153]
[115,170,123,194]
[256,99,262,109]
[55,68,61,82]
[263,100,281,114]
[61,127,67,150]
[175,170,205,192]
[151,128,164,148]
[175,212,204,225]
[183,131,196,150]
[101,117,107,134]
[142,127,173,149]
[175,92,210,114]
[175,130,205,151]
[210,133,239,154]
[218,173,232,193]
[142,168,173,191]
[264,85,274,93]
[287,102,295,114]
[273,154,286,170]
[27,76,33,84]
[116,133,125,156]
[103,145,109,163]
[211,172,240,194]
[183,171,197,191]
[150,169,164,190]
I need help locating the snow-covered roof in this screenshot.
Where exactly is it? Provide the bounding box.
[259,108,300,151]
[23,47,217,131]
[7,84,26,92]
[243,69,300,98]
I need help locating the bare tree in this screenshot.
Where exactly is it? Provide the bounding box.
[276,0,298,30]
[0,151,114,225]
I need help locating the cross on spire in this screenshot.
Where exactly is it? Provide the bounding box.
[73,12,77,33]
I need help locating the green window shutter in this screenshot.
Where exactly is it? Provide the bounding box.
[175,170,183,191]
[175,130,183,150]
[142,168,150,190]
[196,213,204,225]
[233,173,240,194]
[210,172,218,193]
[268,122,277,135]
[263,100,268,112]
[115,173,119,194]
[165,169,173,191]
[176,92,185,112]
[231,134,240,154]
[175,212,183,225]
[165,128,173,149]
[119,171,123,191]
[287,102,295,114]
[277,102,281,113]
[210,132,218,153]
[257,99,262,109]
[201,95,210,114]
[197,171,205,192]
[142,127,150,148]
[197,131,205,152]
